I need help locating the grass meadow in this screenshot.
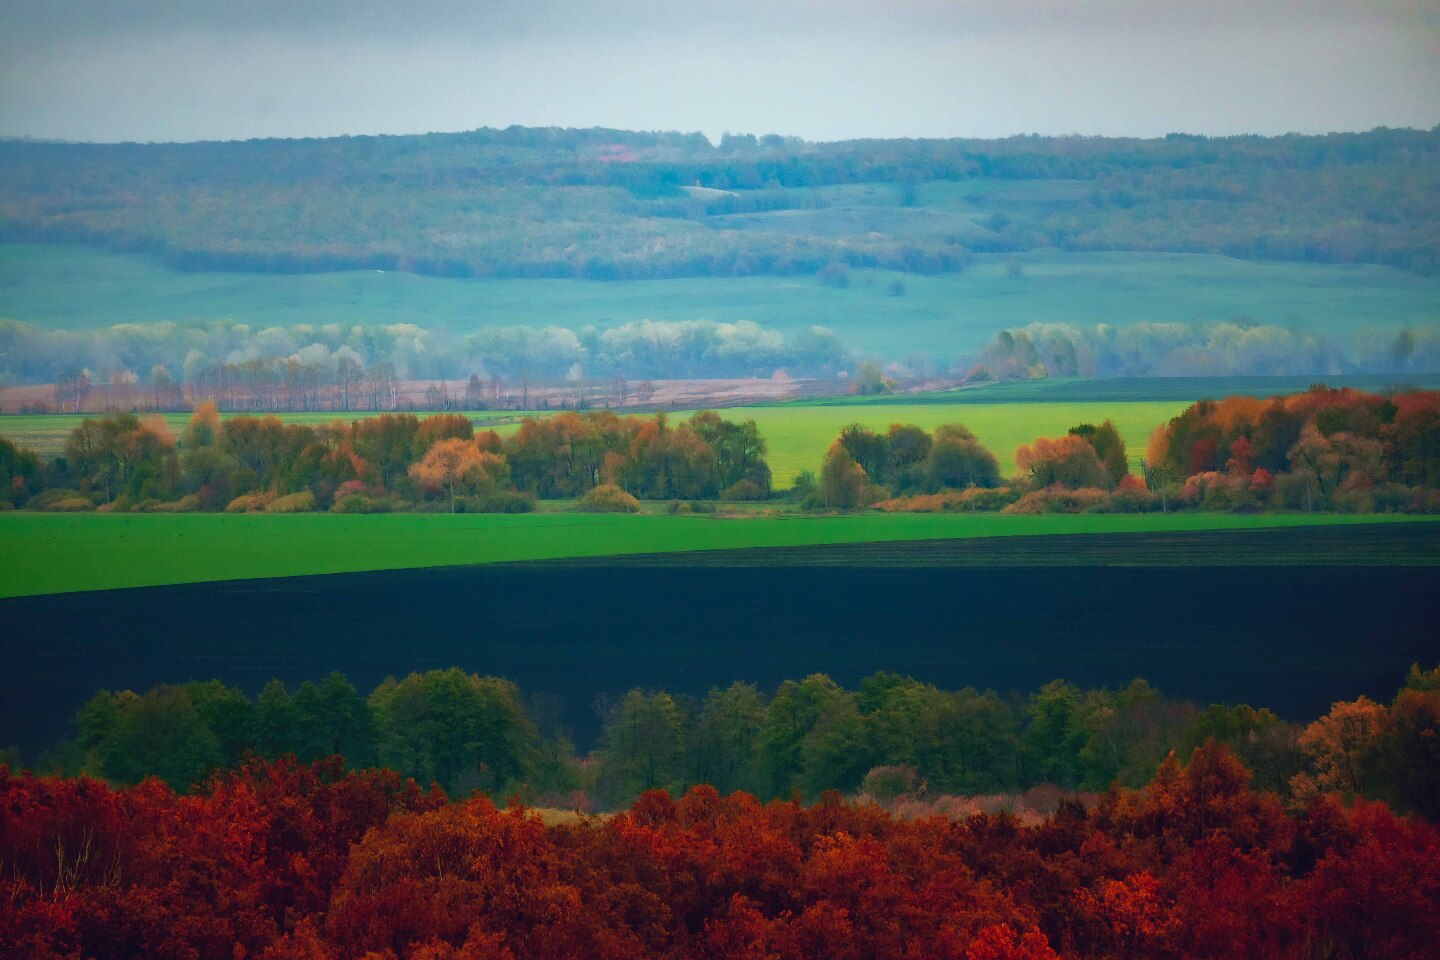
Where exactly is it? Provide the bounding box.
[0,511,1432,599]
[3,244,1437,358]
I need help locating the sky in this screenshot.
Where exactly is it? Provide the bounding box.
[2,0,1438,144]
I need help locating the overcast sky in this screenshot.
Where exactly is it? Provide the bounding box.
[2,0,1438,144]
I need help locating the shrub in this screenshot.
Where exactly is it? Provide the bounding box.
[46,497,94,512]
[331,493,404,514]
[225,493,273,513]
[1104,474,1158,513]
[146,495,201,513]
[953,485,1021,511]
[575,484,640,513]
[1003,486,1111,514]
[1409,488,1440,514]
[1179,471,1258,511]
[719,479,766,501]
[861,765,920,803]
[455,490,535,514]
[26,489,90,510]
[666,500,715,515]
[267,491,317,513]
[873,491,967,513]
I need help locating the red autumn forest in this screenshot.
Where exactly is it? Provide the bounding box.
[3,743,1438,960]
[5,663,1440,959]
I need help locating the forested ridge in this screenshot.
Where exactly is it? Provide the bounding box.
[2,124,1436,280]
[2,668,1438,959]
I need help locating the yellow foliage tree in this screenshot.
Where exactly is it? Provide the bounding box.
[409,438,505,512]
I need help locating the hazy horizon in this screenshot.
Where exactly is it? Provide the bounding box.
[3,0,1438,145]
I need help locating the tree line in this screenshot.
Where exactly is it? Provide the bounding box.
[17,664,1438,824]
[0,317,850,401]
[0,406,772,513]
[2,125,1436,281]
[973,321,1440,381]
[806,386,1440,514]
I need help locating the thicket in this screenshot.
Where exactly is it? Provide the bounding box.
[812,387,1440,514]
[1,407,771,512]
[1144,386,1440,513]
[3,125,1437,280]
[21,665,1440,824]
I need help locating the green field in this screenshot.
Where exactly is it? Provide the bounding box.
[0,400,1188,477]
[1,512,1430,599]
[705,402,1187,480]
[771,375,1440,406]
[3,244,1436,357]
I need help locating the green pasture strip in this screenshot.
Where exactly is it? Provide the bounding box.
[776,375,1440,406]
[3,245,1436,358]
[0,410,530,459]
[0,512,1428,599]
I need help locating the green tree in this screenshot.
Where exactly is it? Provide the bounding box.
[687,683,766,795]
[594,690,689,805]
[799,695,871,795]
[923,424,1002,491]
[913,688,1020,793]
[1069,420,1129,487]
[368,669,544,795]
[756,674,847,798]
[253,679,301,758]
[99,686,222,788]
[183,680,254,768]
[1022,680,1088,787]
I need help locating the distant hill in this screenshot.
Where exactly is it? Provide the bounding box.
[1,125,1436,280]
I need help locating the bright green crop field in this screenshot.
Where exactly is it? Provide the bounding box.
[707,401,1186,480]
[0,512,1430,599]
[0,400,1187,478]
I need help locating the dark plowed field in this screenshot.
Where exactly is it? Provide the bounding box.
[3,554,1436,756]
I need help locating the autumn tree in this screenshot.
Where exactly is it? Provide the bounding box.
[1068,420,1128,486]
[1292,696,1390,800]
[819,440,866,509]
[408,437,506,511]
[1015,434,1111,490]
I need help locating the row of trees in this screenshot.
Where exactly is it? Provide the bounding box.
[2,406,772,512]
[0,317,852,400]
[973,322,1440,381]
[25,665,1440,822]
